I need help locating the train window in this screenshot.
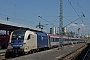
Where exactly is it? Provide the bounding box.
[12,35,24,40]
[70,39,72,41]
[56,38,59,42]
[53,38,54,42]
[50,38,53,42]
[53,38,55,42]
[56,38,57,42]
[65,39,67,41]
[27,34,30,40]
[51,38,53,42]
[67,39,69,41]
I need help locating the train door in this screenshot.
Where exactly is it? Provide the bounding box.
[48,36,51,48]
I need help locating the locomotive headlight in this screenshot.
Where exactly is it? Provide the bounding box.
[20,46,24,49]
[24,46,28,50]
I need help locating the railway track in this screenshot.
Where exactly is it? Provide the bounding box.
[74,43,90,60]
[58,43,87,60]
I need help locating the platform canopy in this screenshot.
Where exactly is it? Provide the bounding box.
[0,19,44,32]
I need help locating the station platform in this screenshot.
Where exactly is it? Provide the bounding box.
[0,49,6,54]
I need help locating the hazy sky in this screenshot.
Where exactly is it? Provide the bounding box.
[0,0,90,34]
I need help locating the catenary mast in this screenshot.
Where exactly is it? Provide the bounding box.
[59,0,63,48]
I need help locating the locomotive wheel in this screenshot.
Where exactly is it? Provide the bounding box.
[32,49,36,53]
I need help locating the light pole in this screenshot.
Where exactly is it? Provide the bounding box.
[88,30,90,43]
[6,17,9,48]
[78,28,80,38]
[68,29,70,46]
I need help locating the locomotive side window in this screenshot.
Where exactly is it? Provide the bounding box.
[50,37,52,42]
[27,34,30,40]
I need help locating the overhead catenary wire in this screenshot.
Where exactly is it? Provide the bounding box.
[73,0,90,28]
[73,0,90,14]
[4,0,38,16]
[3,0,41,25]
[38,16,56,26]
[68,0,79,17]
[72,0,88,25]
[67,0,87,26]
[2,0,87,30]
[52,16,59,24]
[0,11,58,29]
[39,15,59,25]
[0,0,39,25]
[63,17,72,23]
[4,0,59,27]
[0,13,34,24]
[64,14,85,27]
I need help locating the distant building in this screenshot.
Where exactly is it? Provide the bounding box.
[64,26,68,33]
[50,26,57,34]
[62,26,68,35]
[62,26,68,33]
[84,34,90,38]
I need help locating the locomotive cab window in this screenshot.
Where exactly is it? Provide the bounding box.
[12,30,25,40]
